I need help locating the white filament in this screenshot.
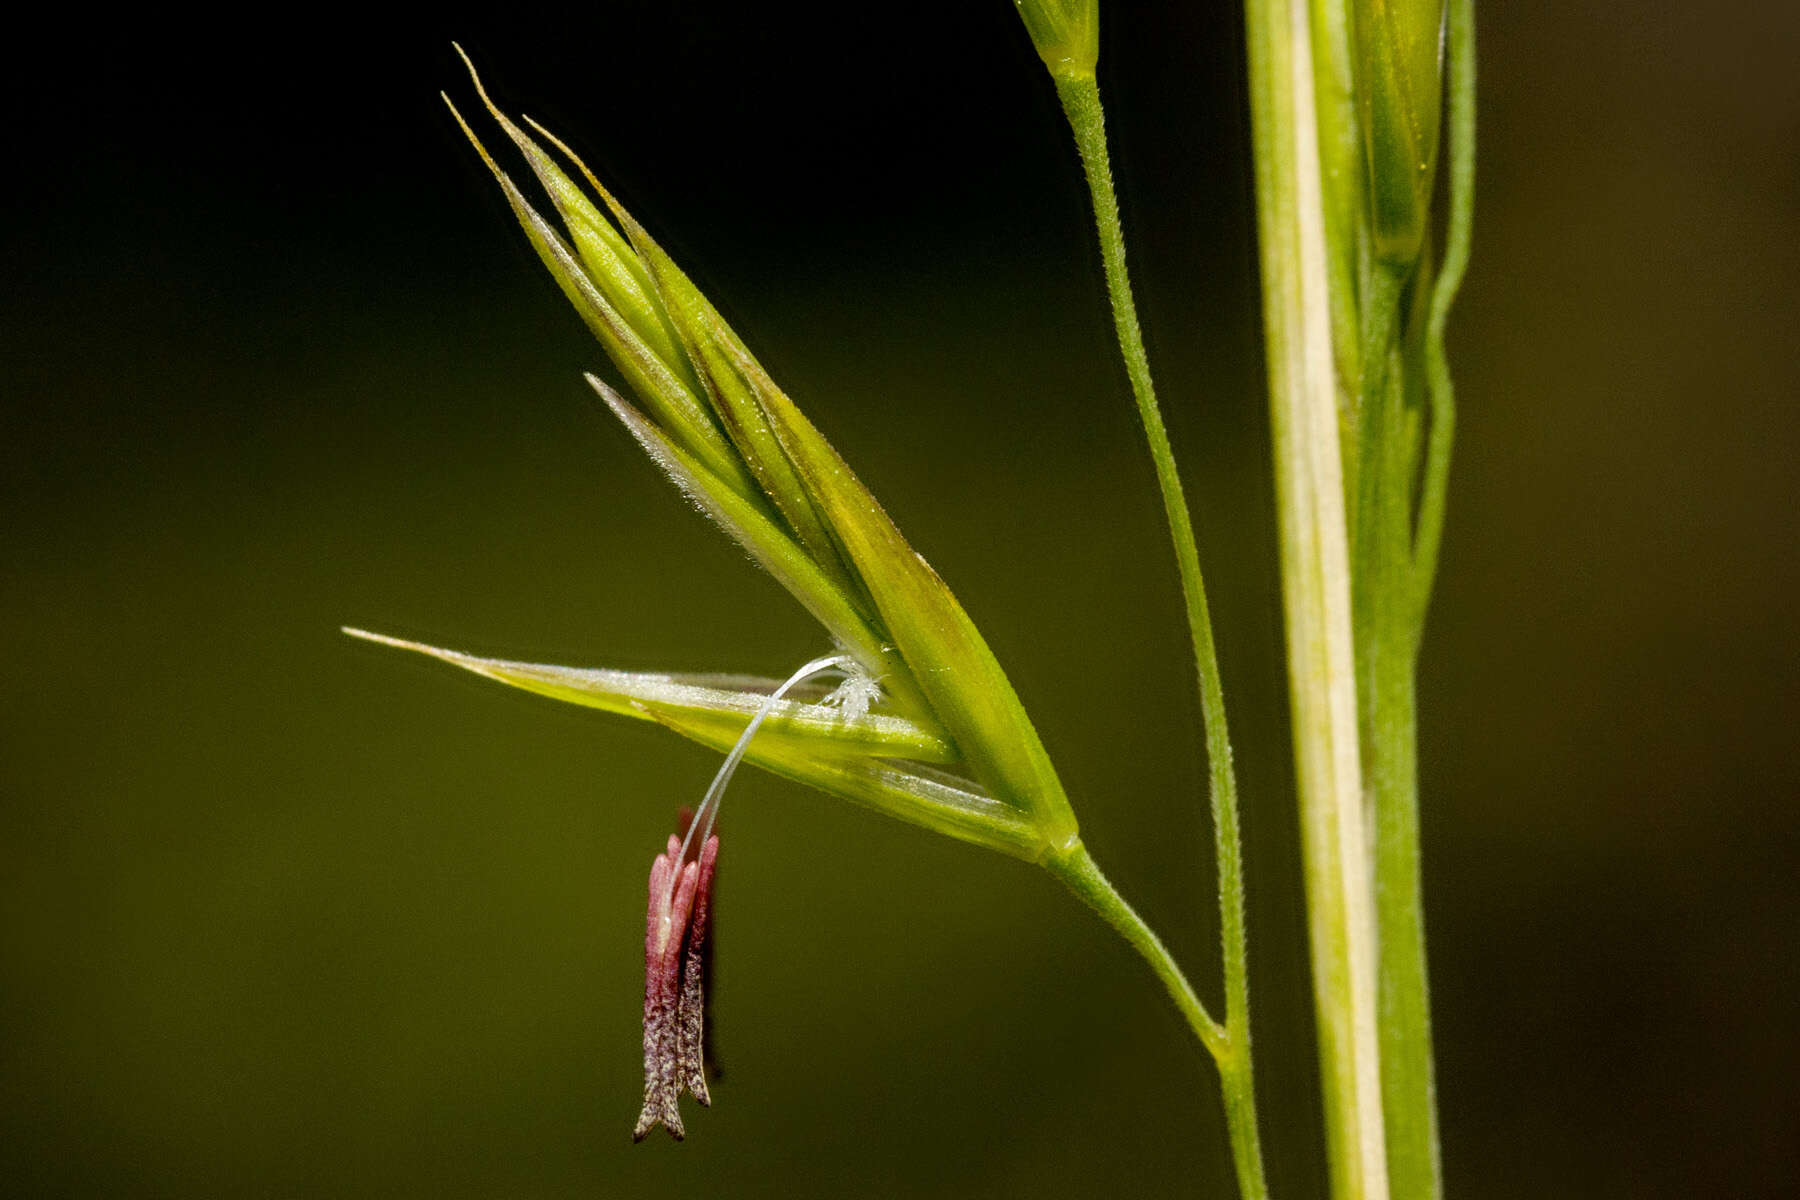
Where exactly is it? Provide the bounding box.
[672,654,855,872]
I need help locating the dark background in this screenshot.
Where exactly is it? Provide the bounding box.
[4,3,1796,1196]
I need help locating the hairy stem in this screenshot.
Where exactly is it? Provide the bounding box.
[1048,843,1268,1200]
[1243,0,1390,1196]
[1052,72,1268,1199]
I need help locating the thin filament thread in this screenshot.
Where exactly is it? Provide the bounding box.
[673,654,854,871]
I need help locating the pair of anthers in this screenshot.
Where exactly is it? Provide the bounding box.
[633,654,871,1141]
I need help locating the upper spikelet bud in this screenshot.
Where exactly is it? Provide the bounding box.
[1013,0,1099,81]
[1354,0,1448,268]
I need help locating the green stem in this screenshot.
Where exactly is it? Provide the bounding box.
[1051,72,1269,1199]
[1367,3,1473,1196]
[1051,77,1240,893]
[1349,263,1405,557]
[1048,843,1267,1200]
[1357,354,1440,1200]
[1371,669,1437,1200]
[1243,0,1390,1196]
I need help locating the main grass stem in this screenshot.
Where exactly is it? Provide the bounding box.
[1242,0,1390,1196]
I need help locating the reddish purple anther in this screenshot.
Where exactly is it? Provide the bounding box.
[628,655,850,1142]
[633,825,719,1141]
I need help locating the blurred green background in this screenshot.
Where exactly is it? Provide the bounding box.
[3,3,1795,1196]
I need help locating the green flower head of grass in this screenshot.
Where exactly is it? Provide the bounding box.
[347,49,1080,876]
